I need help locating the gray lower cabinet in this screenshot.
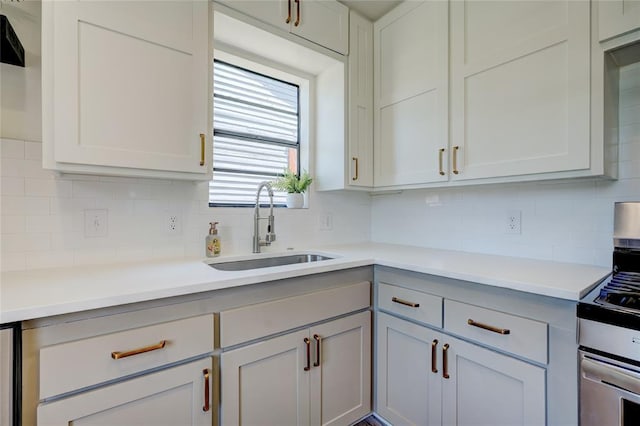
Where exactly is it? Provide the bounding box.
[377,312,545,426]
[375,266,577,426]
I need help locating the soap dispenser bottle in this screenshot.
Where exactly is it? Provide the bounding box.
[206,222,221,258]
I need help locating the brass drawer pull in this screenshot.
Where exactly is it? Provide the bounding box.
[304,337,311,371]
[467,319,511,335]
[294,0,300,26]
[313,334,321,367]
[352,157,359,181]
[438,148,445,176]
[286,0,292,23]
[392,296,420,308]
[452,145,460,175]
[111,340,167,360]
[443,343,450,379]
[202,369,210,412]
[199,133,206,166]
[431,339,438,373]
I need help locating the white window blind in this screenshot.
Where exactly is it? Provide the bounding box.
[210,60,300,206]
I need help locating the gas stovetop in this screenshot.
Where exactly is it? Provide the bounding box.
[595,271,640,311]
[578,272,640,331]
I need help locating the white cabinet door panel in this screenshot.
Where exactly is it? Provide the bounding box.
[48,0,209,175]
[310,311,371,426]
[293,0,349,55]
[451,0,590,180]
[221,329,310,426]
[216,0,290,32]
[376,312,442,426]
[442,336,546,426]
[374,0,448,187]
[37,358,212,426]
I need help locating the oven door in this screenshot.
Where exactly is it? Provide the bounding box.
[580,350,640,426]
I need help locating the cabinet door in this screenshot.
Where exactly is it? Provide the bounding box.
[450,0,590,180]
[441,336,545,426]
[374,1,449,187]
[292,0,349,55]
[45,0,210,175]
[221,329,310,426]
[216,0,290,32]
[310,311,371,426]
[348,12,374,188]
[599,0,640,41]
[376,312,442,426]
[37,358,212,425]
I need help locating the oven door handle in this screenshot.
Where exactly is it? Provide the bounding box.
[582,357,640,395]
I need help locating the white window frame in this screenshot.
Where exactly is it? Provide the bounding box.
[209,49,312,207]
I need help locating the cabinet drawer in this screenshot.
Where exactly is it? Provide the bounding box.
[219,281,370,348]
[40,314,214,399]
[444,300,548,364]
[378,283,443,328]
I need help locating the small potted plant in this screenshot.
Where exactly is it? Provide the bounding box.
[272,169,313,208]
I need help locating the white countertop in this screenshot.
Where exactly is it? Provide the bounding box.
[0,243,611,323]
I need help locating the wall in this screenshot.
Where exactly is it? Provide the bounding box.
[0,1,371,272]
[372,61,640,268]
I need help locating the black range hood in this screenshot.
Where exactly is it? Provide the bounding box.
[0,14,25,67]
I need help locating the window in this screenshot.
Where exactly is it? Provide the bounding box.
[209,60,300,207]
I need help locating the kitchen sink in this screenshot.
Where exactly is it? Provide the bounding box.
[208,253,334,271]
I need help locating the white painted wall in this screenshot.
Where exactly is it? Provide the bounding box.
[0,1,371,271]
[372,61,640,268]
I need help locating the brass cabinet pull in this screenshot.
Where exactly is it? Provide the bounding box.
[199,133,206,166]
[392,296,420,308]
[442,343,450,379]
[304,337,311,371]
[111,340,167,360]
[467,319,511,335]
[431,339,438,373]
[352,157,359,181]
[294,0,300,26]
[286,0,292,23]
[313,334,321,367]
[438,148,445,176]
[452,145,459,175]
[202,369,210,412]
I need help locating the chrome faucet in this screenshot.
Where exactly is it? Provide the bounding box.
[253,181,276,253]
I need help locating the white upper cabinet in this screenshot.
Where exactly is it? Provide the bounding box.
[348,11,374,188]
[216,0,349,55]
[42,0,212,180]
[450,0,591,181]
[373,0,449,187]
[598,0,640,42]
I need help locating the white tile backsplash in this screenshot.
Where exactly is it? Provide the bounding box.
[371,62,640,268]
[0,142,372,270]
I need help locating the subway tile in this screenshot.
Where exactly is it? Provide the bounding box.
[1,215,25,234]
[1,177,24,196]
[25,178,73,197]
[1,158,24,177]
[0,252,26,272]
[24,141,43,160]
[0,138,24,159]
[25,251,75,269]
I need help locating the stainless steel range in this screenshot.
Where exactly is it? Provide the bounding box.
[578,202,640,426]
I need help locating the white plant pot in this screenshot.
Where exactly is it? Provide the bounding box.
[286,193,304,209]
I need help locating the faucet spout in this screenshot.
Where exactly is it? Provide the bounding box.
[253,181,276,253]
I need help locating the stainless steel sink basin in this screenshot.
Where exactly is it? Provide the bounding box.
[208,254,334,271]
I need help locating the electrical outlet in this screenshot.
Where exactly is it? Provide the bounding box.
[505,210,522,234]
[84,209,108,238]
[167,214,181,234]
[318,213,333,231]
